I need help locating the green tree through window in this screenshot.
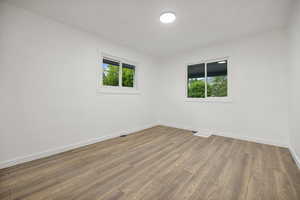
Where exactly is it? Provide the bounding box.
[122,64,135,87]
[103,64,119,86]
[188,79,205,98]
[207,76,227,97]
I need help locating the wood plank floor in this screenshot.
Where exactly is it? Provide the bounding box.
[1,126,300,200]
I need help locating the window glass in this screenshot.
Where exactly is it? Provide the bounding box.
[187,63,205,98]
[102,58,120,86]
[122,63,135,87]
[207,60,228,97]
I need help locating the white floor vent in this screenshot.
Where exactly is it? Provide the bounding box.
[193,129,212,138]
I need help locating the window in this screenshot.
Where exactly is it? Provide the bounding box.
[100,55,136,90]
[187,59,228,99]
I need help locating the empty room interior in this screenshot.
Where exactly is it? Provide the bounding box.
[1,0,300,199]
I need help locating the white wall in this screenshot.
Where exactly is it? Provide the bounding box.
[289,0,300,163]
[0,2,159,168]
[157,30,290,147]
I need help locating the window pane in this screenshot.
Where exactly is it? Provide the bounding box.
[122,63,135,87]
[187,63,205,98]
[207,60,227,97]
[102,58,119,86]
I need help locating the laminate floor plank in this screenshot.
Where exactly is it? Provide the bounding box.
[0,126,299,200]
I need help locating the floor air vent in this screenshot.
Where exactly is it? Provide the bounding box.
[120,135,127,137]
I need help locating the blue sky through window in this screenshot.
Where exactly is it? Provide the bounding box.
[102,63,109,70]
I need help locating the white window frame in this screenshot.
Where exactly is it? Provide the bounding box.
[97,52,139,95]
[185,57,231,102]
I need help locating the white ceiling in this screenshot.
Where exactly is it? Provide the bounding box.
[5,0,294,58]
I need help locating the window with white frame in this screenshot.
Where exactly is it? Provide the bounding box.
[187,59,228,98]
[101,56,136,89]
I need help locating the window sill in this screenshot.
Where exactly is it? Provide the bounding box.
[97,88,140,95]
[185,97,232,103]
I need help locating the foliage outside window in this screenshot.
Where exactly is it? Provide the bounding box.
[102,57,136,88]
[122,63,135,87]
[187,59,228,98]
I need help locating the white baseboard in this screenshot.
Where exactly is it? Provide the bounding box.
[160,123,288,148]
[212,131,288,148]
[289,146,300,169]
[0,124,157,169]
[161,123,212,138]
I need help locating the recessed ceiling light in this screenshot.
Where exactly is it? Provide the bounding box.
[160,12,176,24]
[218,61,227,64]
